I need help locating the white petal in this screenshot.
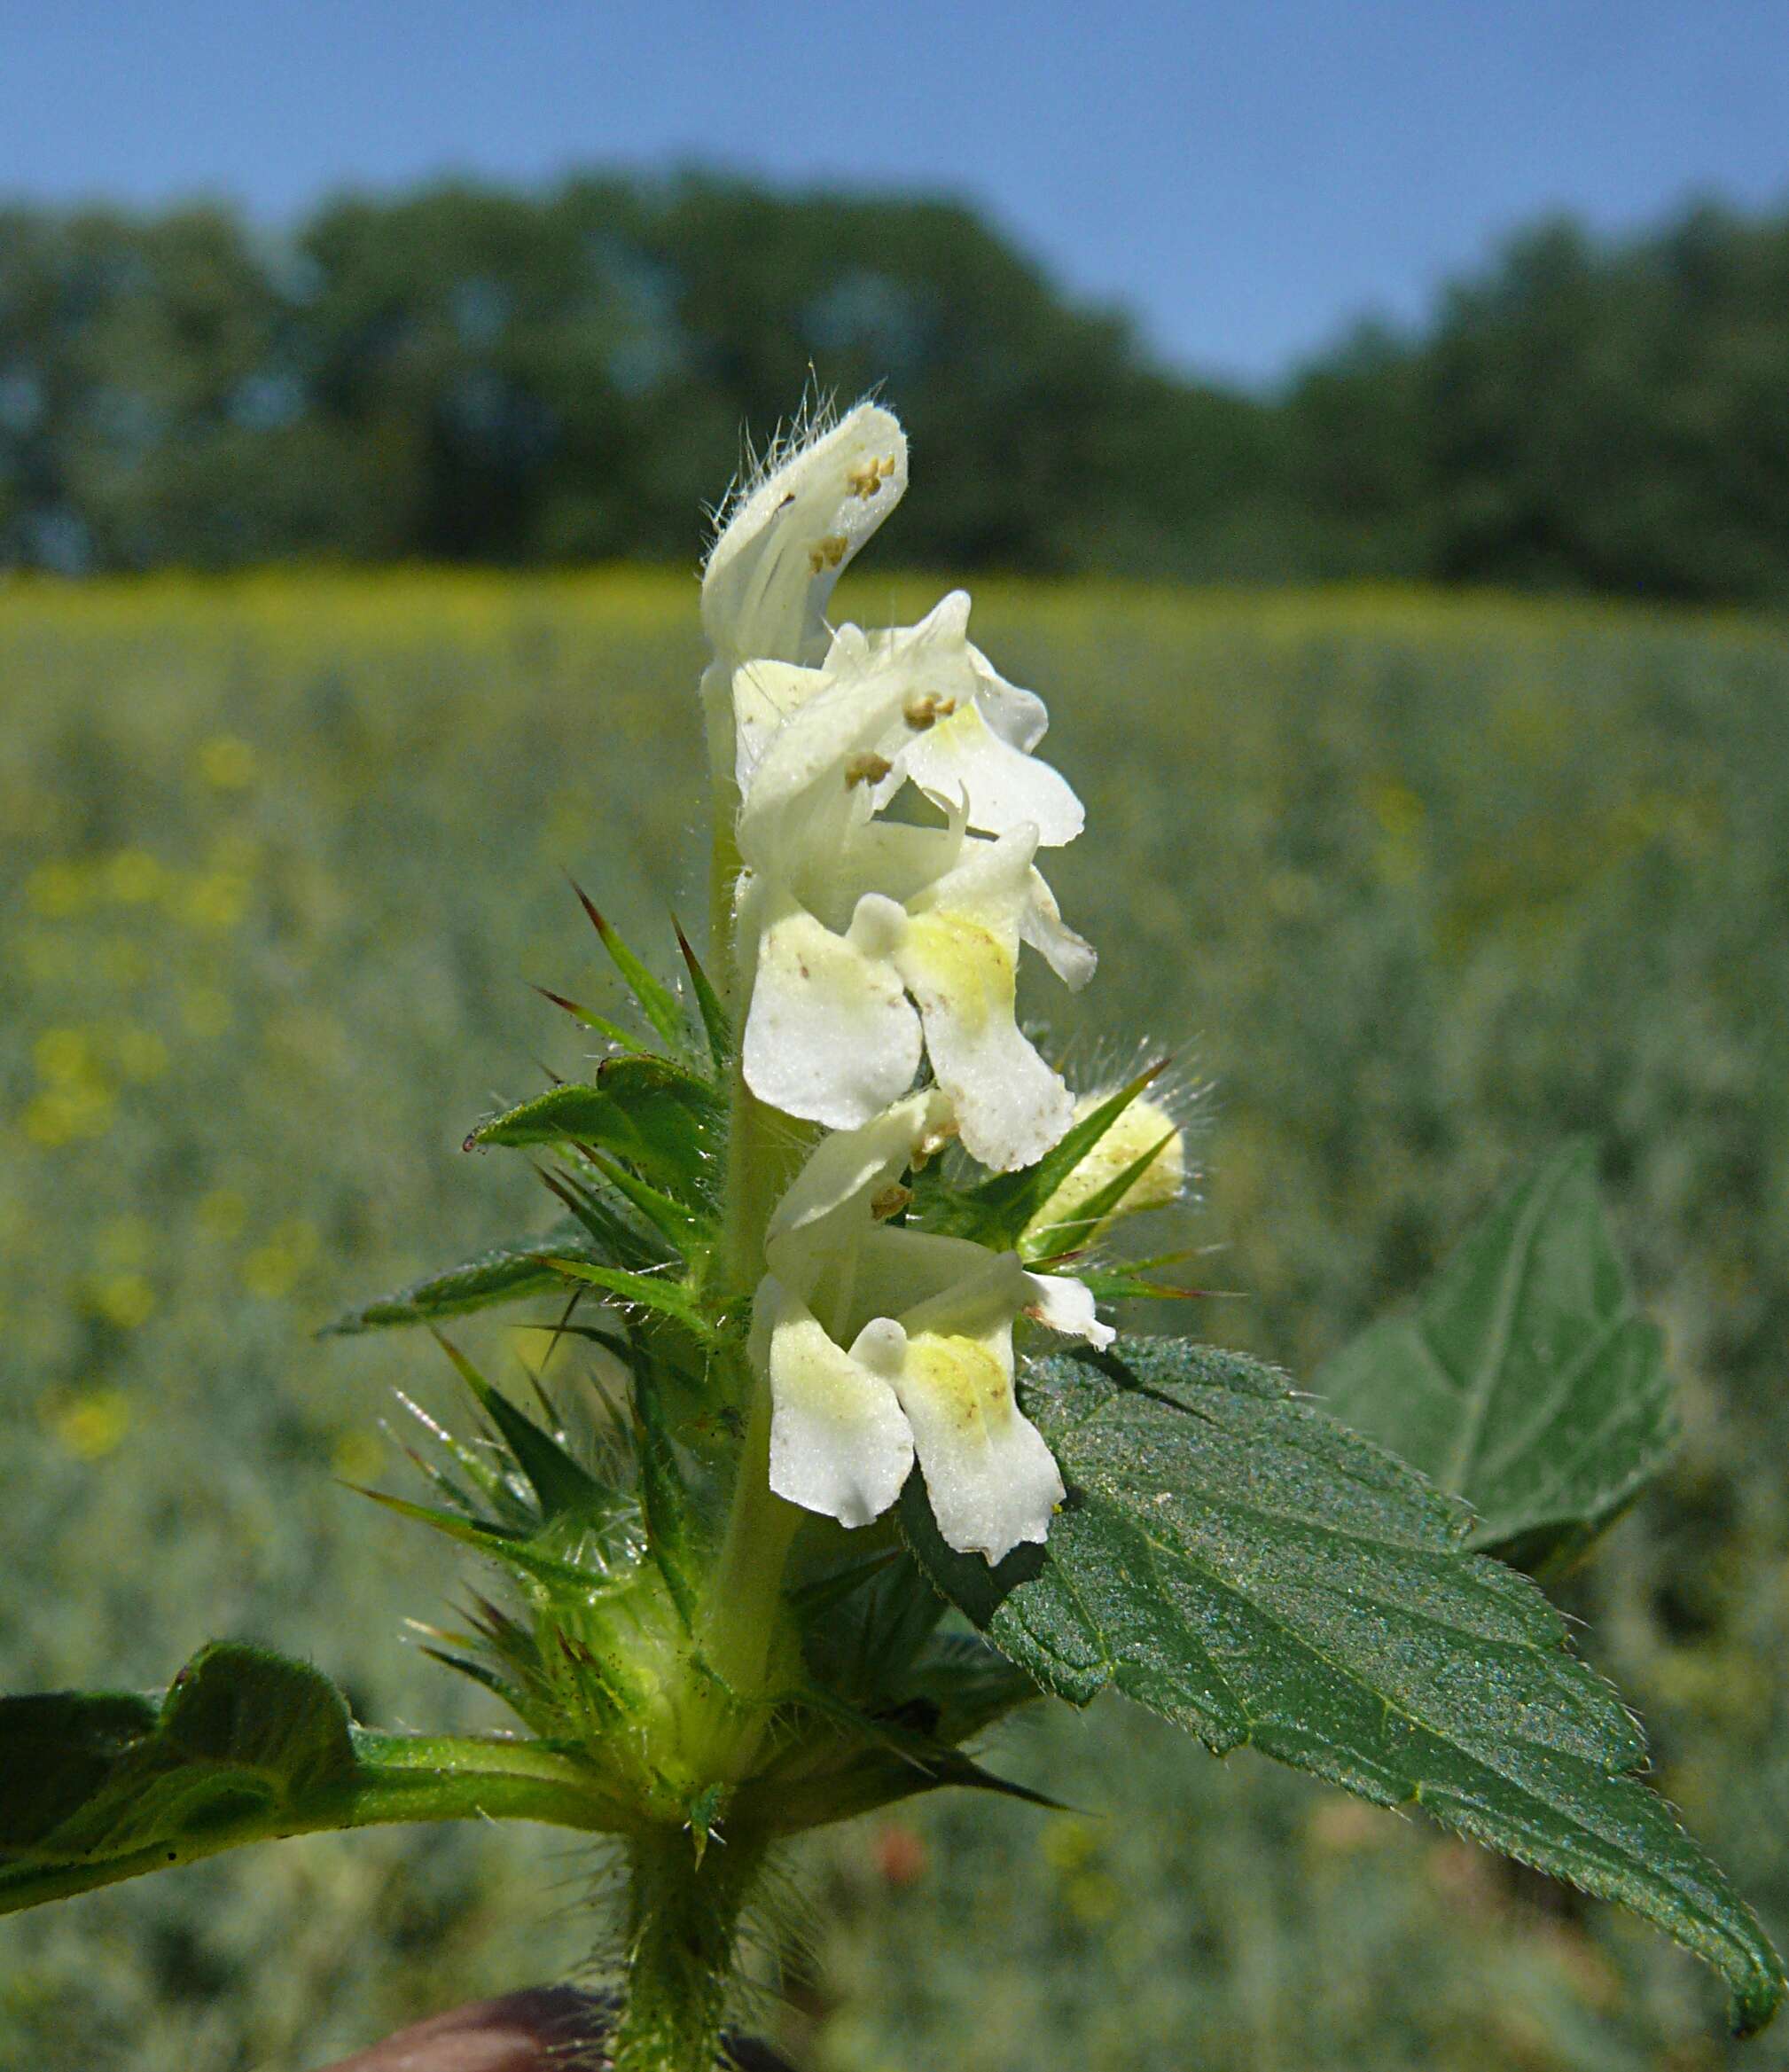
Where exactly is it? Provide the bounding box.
[765,1087,954,1278]
[735,656,913,865]
[855,1314,1065,1564]
[839,816,965,911]
[862,587,974,668]
[1023,1271,1116,1348]
[732,658,826,790]
[965,641,1050,755]
[849,1224,1007,1331]
[741,898,920,1131]
[1020,867,1097,989]
[895,832,1074,1170]
[899,700,1084,846]
[702,403,908,669]
[755,1277,913,1529]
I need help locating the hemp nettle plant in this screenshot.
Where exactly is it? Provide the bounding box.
[3,403,1782,2069]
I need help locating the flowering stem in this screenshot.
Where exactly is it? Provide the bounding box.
[699,1364,801,1688]
[611,1824,765,2072]
[707,774,742,992]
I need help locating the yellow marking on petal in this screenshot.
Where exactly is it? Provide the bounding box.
[902,1333,1012,1435]
[900,911,1014,1036]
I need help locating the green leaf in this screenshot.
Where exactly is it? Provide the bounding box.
[902,1335,1783,2035]
[467,1056,721,1198]
[324,1217,598,1334]
[0,1643,621,1913]
[1316,1141,1678,1567]
[575,1145,708,1254]
[537,1165,669,1274]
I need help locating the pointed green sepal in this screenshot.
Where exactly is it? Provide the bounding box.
[544,1257,720,1341]
[924,1066,1164,1248]
[1019,1129,1179,1263]
[430,1331,617,1525]
[355,1488,618,1594]
[675,921,731,1067]
[324,1217,600,1334]
[570,882,686,1050]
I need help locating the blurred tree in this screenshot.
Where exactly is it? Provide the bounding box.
[1286,202,1789,603]
[4,176,1788,599]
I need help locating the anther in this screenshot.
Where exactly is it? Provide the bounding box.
[902,692,957,730]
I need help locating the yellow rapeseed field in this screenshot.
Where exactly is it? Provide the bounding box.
[3,572,1786,2069]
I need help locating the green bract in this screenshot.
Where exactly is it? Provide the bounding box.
[4,400,1778,2069]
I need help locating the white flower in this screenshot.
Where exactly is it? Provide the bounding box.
[732,590,1083,847]
[732,592,1094,1171]
[702,401,908,669]
[751,1091,1113,1563]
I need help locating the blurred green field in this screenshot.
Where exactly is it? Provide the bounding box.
[3,571,1787,2071]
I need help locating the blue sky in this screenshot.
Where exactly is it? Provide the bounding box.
[3,0,1786,385]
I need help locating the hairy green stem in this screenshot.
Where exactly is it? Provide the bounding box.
[612,1824,766,2072]
[696,1374,801,1720]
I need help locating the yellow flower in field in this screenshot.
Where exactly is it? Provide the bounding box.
[105,849,166,903]
[90,1272,155,1330]
[240,1217,321,1300]
[33,1026,93,1083]
[113,1025,170,1083]
[25,860,87,918]
[49,1388,132,1460]
[183,871,251,932]
[198,734,257,788]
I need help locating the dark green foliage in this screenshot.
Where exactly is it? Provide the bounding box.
[0,1644,621,1913]
[335,904,727,1344]
[0,178,1274,582]
[9,583,1789,2064]
[1285,205,1789,601]
[1316,1140,1677,1569]
[8,184,1789,598]
[902,1336,1784,2033]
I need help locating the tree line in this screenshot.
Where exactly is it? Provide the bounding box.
[2,175,1785,603]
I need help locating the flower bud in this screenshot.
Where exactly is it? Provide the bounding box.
[1023,1091,1185,1252]
[702,403,908,671]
